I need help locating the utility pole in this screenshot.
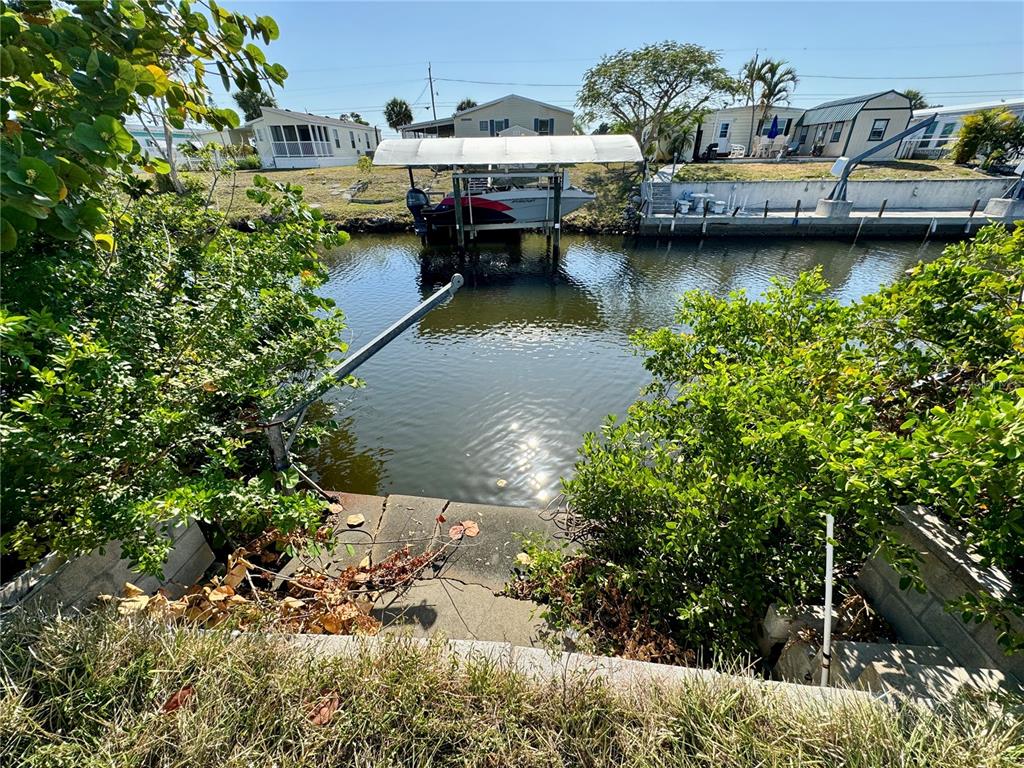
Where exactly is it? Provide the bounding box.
[428,62,437,121]
[746,49,759,158]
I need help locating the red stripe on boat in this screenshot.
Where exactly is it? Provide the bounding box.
[437,196,513,212]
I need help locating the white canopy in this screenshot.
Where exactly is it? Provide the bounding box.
[372,135,643,167]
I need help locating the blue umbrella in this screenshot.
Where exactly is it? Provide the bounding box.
[767,115,780,140]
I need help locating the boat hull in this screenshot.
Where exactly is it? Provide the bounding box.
[422,188,595,229]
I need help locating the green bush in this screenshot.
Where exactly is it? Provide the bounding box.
[556,224,1023,656]
[233,153,262,170]
[1,178,349,573]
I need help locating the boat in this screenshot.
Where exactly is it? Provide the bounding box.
[406,173,595,235]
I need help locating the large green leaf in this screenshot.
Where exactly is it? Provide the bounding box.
[6,156,60,196]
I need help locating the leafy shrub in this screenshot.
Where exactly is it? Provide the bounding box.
[555,224,1023,656]
[356,155,374,174]
[1,178,349,573]
[234,153,263,170]
[949,108,1024,167]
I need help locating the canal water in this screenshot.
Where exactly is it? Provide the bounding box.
[307,233,943,506]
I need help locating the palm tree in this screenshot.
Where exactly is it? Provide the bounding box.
[383,97,414,131]
[740,56,765,156]
[904,89,928,111]
[454,98,478,114]
[757,60,798,127]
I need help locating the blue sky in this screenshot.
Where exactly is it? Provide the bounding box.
[211,1,1024,135]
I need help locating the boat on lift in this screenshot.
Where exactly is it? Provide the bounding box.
[374,135,644,246]
[406,172,595,235]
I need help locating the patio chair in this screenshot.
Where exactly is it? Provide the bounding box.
[728,144,746,159]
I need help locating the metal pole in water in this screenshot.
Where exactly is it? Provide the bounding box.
[877,198,887,218]
[263,274,465,472]
[820,512,834,687]
[763,199,769,219]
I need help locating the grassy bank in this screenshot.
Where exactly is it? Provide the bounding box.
[673,159,993,182]
[189,163,638,233]
[3,611,1023,767]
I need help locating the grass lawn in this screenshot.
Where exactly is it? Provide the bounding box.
[673,159,994,182]
[4,611,1023,767]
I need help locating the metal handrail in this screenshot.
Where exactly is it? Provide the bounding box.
[263,273,464,470]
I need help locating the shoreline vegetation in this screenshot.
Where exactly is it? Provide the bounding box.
[190,159,999,235]
[4,611,1022,768]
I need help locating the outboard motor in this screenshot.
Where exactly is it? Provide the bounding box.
[406,187,430,238]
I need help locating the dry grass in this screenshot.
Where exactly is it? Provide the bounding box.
[3,610,1023,767]
[673,159,993,182]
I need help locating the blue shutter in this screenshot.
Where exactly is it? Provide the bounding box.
[548,118,555,134]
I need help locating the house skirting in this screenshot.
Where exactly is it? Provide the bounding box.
[268,156,359,170]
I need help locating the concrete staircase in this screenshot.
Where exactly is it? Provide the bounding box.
[648,183,675,215]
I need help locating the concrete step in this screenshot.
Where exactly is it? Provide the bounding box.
[856,660,1016,701]
[815,641,957,687]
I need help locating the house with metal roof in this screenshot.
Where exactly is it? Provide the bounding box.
[790,91,913,160]
[400,94,574,139]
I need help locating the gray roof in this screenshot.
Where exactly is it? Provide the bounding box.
[802,91,893,125]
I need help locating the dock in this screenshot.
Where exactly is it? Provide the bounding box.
[639,208,1016,240]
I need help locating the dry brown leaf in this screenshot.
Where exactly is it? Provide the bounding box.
[345,513,365,527]
[358,555,371,569]
[117,595,151,615]
[161,686,194,713]
[448,524,465,540]
[328,502,344,516]
[461,520,480,538]
[122,582,145,598]
[354,599,373,616]
[308,691,340,726]
[208,585,235,603]
[436,513,446,523]
[223,553,253,589]
[281,596,305,613]
[321,614,342,634]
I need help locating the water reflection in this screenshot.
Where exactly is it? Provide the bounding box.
[306,233,943,505]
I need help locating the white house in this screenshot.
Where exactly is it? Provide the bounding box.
[400,94,574,138]
[897,99,1024,159]
[200,107,380,169]
[790,91,913,160]
[694,105,805,158]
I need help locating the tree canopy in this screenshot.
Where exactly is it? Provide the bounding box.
[233,89,277,121]
[454,97,477,114]
[340,112,369,125]
[578,42,739,157]
[383,97,414,131]
[0,0,285,250]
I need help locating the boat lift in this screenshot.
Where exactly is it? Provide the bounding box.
[261,274,464,474]
[373,135,644,253]
[826,114,938,202]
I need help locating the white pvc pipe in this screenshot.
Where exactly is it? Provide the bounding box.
[820,512,834,687]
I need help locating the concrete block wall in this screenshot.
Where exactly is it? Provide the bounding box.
[857,506,1023,684]
[3,523,214,612]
